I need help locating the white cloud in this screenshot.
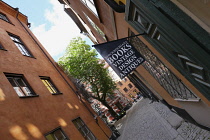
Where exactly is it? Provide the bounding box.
[31,0,83,60]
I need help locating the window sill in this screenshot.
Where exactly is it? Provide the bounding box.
[174,98,200,102]
[19,95,39,98]
[0,19,13,24]
[23,55,36,59]
[0,48,7,51]
[52,93,63,95]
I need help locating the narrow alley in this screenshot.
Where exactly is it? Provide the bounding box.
[115,99,210,140]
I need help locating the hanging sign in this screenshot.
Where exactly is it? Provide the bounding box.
[93,38,145,79]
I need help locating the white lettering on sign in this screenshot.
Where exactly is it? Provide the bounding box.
[105,40,144,78]
[106,42,132,63]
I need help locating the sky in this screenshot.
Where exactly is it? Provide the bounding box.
[4,0,93,61]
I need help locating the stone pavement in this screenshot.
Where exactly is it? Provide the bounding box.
[115,98,210,140]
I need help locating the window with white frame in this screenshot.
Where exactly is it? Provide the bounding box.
[8,34,32,57]
[81,0,98,17]
[5,73,36,97]
[72,117,96,140]
[0,12,10,23]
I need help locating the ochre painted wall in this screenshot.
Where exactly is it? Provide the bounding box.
[117,77,140,101]
[0,1,111,140]
[115,0,126,5]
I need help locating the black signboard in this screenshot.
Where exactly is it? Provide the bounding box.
[93,38,145,79]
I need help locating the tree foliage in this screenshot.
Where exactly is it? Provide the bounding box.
[58,37,117,116]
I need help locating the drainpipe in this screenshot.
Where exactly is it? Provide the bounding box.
[104,0,125,13]
[110,9,118,40]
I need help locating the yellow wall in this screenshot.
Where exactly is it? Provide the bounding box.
[115,0,126,5]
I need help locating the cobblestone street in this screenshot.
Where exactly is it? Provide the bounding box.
[115,98,210,140]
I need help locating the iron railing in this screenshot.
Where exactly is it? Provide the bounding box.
[129,36,197,99]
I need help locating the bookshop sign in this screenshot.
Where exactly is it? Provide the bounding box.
[93,38,145,79]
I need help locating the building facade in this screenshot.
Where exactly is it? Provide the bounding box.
[58,0,210,129]
[0,1,112,140]
[91,92,129,122]
[116,77,140,101]
[124,0,210,128]
[104,60,140,101]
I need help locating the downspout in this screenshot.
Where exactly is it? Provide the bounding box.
[110,8,118,40]
[16,9,110,139]
[104,0,125,13]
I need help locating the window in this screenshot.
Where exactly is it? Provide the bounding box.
[128,83,133,88]
[8,33,32,57]
[5,73,37,97]
[123,87,128,92]
[0,12,10,23]
[129,93,133,97]
[132,8,161,40]
[177,53,210,88]
[134,12,149,29]
[81,0,98,17]
[83,13,106,41]
[72,117,96,140]
[108,94,115,100]
[40,77,61,95]
[123,78,127,82]
[118,81,123,86]
[45,127,69,140]
[115,102,123,110]
[0,43,5,50]
[0,43,3,49]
